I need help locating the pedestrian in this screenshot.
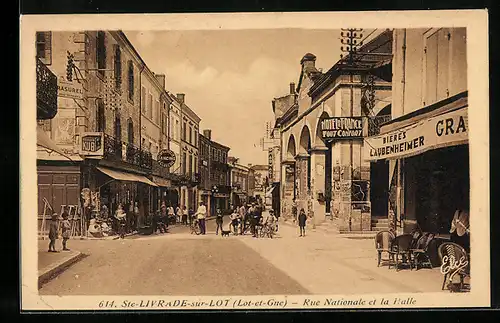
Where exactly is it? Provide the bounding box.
[115,203,127,239]
[195,201,207,235]
[127,202,134,233]
[160,202,168,229]
[134,201,140,229]
[292,200,298,223]
[230,207,240,235]
[176,205,182,225]
[61,208,71,250]
[182,206,188,225]
[168,204,175,225]
[298,208,307,237]
[48,213,59,252]
[215,208,223,235]
[251,203,260,238]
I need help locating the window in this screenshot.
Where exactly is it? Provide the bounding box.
[156,100,160,125]
[169,116,174,138]
[96,31,106,77]
[194,157,198,173]
[183,121,187,141]
[36,32,52,65]
[127,119,134,144]
[189,125,193,144]
[176,120,180,140]
[114,115,121,141]
[424,28,451,106]
[128,61,134,101]
[97,99,105,132]
[141,87,146,115]
[189,154,193,177]
[148,93,153,120]
[194,129,198,147]
[114,45,122,90]
[182,153,187,174]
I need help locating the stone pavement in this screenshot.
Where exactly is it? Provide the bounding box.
[238,211,447,295]
[38,240,86,288]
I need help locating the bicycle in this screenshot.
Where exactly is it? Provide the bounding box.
[190,218,201,235]
[259,222,275,239]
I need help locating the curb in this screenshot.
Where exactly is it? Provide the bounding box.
[38,252,87,289]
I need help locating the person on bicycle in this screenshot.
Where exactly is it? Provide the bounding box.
[195,201,207,235]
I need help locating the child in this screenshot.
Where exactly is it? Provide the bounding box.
[48,213,59,252]
[298,208,307,237]
[61,211,71,251]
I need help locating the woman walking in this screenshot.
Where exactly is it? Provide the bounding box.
[298,208,307,237]
[215,208,224,235]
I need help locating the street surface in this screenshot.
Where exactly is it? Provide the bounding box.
[39,216,307,295]
[39,213,448,295]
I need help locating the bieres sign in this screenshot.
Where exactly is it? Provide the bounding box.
[321,117,363,140]
[157,149,176,168]
[364,108,468,161]
[80,132,104,156]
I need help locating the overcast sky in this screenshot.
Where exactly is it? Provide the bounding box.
[125,29,379,166]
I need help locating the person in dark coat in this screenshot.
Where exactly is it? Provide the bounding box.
[298,208,307,237]
[48,213,59,252]
[215,208,223,235]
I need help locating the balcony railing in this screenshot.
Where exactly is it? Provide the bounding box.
[368,115,392,136]
[103,134,152,170]
[36,58,58,120]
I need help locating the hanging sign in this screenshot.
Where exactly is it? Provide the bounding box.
[157,149,176,168]
[58,79,84,100]
[80,132,104,156]
[321,117,363,140]
[364,107,468,161]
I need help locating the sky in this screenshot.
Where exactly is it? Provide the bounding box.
[125,28,379,166]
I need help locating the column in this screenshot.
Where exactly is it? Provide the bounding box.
[295,154,309,214]
[281,161,295,220]
[310,146,328,227]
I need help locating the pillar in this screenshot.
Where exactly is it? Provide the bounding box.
[281,161,295,220]
[295,154,309,214]
[310,146,328,227]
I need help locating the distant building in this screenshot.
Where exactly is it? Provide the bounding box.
[228,156,250,207]
[248,164,269,205]
[198,130,231,216]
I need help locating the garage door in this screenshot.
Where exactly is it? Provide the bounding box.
[38,167,80,216]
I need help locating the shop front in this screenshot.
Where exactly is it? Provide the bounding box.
[365,94,469,244]
[210,185,231,215]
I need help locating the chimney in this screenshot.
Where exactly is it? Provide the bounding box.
[203,129,211,140]
[300,53,317,72]
[155,74,166,89]
[176,93,185,104]
[289,82,295,94]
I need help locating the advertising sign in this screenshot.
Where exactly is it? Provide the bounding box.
[80,132,104,156]
[364,107,468,161]
[58,79,84,100]
[321,117,363,140]
[157,149,176,168]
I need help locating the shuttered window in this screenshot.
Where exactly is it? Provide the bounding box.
[36,32,52,65]
[114,45,122,90]
[128,61,134,101]
[96,31,106,77]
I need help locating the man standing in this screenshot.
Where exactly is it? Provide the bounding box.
[196,201,207,235]
[239,204,246,234]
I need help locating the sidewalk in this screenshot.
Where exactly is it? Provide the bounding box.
[38,240,86,288]
[239,211,447,295]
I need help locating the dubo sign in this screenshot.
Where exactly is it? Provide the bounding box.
[157,149,176,168]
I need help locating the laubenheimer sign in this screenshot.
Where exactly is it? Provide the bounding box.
[321,117,363,140]
[365,108,468,161]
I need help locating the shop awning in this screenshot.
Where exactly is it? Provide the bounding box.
[364,106,468,162]
[152,176,172,188]
[37,127,74,161]
[96,166,158,187]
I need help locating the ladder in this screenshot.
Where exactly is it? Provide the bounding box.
[39,197,53,240]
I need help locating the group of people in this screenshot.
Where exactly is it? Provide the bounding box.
[48,207,71,252]
[213,203,279,238]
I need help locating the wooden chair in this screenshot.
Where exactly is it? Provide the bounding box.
[388,234,414,271]
[375,230,395,267]
[438,242,470,292]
